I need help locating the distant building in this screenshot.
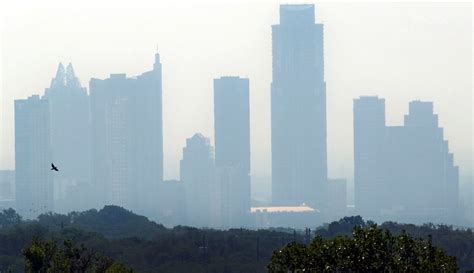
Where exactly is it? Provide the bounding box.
[353,96,385,215]
[180,133,215,227]
[214,76,251,227]
[354,98,459,223]
[42,63,91,213]
[15,95,53,218]
[271,4,328,208]
[157,180,186,227]
[251,205,321,228]
[459,175,473,226]
[327,178,347,221]
[215,166,252,227]
[0,170,15,201]
[90,54,163,217]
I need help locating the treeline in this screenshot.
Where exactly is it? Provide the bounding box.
[0,207,472,272]
[0,206,299,273]
[270,225,458,272]
[314,216,474,272]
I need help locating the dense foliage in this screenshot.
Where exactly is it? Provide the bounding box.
[23,238,134,273]
[0,207,296,273]
[268,225,458,272]
[36,206,167,239]
[0,208,472,272]
[314,216,474,272]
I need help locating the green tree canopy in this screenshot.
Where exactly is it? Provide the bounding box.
[268,225,458,273]
[23,238,134,273]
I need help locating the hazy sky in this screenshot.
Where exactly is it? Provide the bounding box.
[1,0,472,182]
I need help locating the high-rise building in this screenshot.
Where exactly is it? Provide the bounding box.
[14,95,53,218]
[354,98,460,223]
[271,4,327,207]
[0,170,15,201]
[214,76,251,227]
[42,63,91,212]
[353,96,385,215]
[327,178,347,221]
[157,179,186,227]
[0,170,15,208]
[180,133,215,227]
[90,54,163,217]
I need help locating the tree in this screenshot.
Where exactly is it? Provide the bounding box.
[0,208,22,228]
[105,262,135,273]
[268,225,458,273]
[23,238,135,273]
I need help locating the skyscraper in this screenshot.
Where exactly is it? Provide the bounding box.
[327,178,347,221]
[42,63,91,212]
[271,4,327,207]
[0,171,15,201]
[180,133,215,227]
[381,101,459,222]
[353,96,385,215]
[14,95,53,218]
[214,76,251,227]
[354,98,460,223]
[90,54,163,217]
[157,179,186,227]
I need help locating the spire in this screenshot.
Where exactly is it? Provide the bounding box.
[55,62,65,78]
[66,63,81,88]
[153,52,161,71]
[51,63,66,88]
[66,63,75,78]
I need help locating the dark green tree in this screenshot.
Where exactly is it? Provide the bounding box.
[23,238,134,273]
[0,208,22,228]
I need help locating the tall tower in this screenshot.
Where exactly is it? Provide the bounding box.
[353,96,385,215]
[42,63,91,212]
[271,4,327,207]
[214,76,251,227]
[14,95,53,218]
[180,133,215,227]
[90,54,163,217]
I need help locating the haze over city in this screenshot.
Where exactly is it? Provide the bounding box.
[0,1,473,272]
[1,1,471,183]
[0,0,473,224]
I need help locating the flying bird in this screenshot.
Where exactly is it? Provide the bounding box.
[51,163,59,172]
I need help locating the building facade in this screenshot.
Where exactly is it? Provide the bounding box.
[90,54,163,217]
[180,133,215,227]
[157,179,186,227]
[214,76,251,227]
[42,63,92,212]
[271,4,328,207]
[14,95,53,218]
[354,98,459,223]
[327,178,347,221]
[353,96,386,215]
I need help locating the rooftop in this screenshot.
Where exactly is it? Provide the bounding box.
[251,205,318,213]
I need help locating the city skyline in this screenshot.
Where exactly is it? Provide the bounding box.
[0,2,472,271]
[1,2,471,183]
[0,2,470,227]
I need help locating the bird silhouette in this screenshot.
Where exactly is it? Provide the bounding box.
[51,163,59,172]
